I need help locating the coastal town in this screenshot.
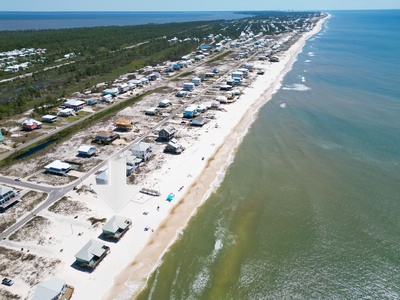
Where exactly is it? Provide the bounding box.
[0,12,326,300]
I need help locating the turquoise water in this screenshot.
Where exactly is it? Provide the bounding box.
[137,10,400,299]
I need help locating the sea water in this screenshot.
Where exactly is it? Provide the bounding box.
[136,10,400,299]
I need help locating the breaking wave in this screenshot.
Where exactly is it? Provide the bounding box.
[282,84,311,91]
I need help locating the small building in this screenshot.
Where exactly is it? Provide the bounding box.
[44,160,72,176]
[158,124,177,141]
[74,239,110,269]
[146,107,159,116]
[243,62,254,70]
[95,169,109,185]
[237,68,249,76]
[131,142,154,161]
[175,90,188,97]
[22,118,42,131]
[77,145,97,157]
[190,116,206,127]
[118,83,130,94]
[115,118,132,130]
[102,215,132,240]
[205,72,215,78]
[0,185,16,213]
[183,82,195,91]
[220,85,232,91]
[32,277,74,300]
[102,88,118,96]
[192,77,201,86]
[183,106,198,118]
[146,74,157,81]
[64,99,85,111]
[216,96,228,103]
[93,131,120,145]
[158,99,171,107]
[231,71,244,80]
[87,99,98,106]
[164,138,185,154]
[270,56,280,62]
[41,115,58,123]
[102,94,113,103]
[196,104,208,113]
[57,108,75,117]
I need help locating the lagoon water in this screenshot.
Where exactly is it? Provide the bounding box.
[0,11,246,31]
[137,10,400,299]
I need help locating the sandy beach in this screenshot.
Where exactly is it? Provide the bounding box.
[1,15,328,300]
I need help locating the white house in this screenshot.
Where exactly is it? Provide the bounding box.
[57,108,75,117]
[158,99,171,107]
[131,142,154,161]
[145,107,159,115]
[44,160,72,176]
[77,145,97,157]
[41,115,58,123]
[64,99,85,110]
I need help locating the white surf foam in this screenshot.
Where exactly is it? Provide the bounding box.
[282,83,311,91]
[280,103,287,108]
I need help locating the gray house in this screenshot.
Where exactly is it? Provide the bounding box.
[102,215,132,240]
[164,139,185,154]
[0,185,17,212]
[74,239,110,269]
[131,142,154,161]
[158,125,177,141]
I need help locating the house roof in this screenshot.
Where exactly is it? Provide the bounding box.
[102,215,132,233]
[132,142,152,152]
[42,114,57,119]
[32,277,65,300]
[65,99,85,106]
[161,124,177,135]
[58,108,75,114]
[78,145,96,153]
[191,116,205,126]
[44,160,71,170]
[75,239,107,262]
[22,118,42,126]
[0,185,13,196]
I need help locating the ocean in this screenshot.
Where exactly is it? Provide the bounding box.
[136,10,400,299]
[0,11,246,31]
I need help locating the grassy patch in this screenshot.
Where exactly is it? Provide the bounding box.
[207,50,233,63]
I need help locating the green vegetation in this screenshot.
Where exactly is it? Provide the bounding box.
[0,89,157,167]
[0,20,242,120]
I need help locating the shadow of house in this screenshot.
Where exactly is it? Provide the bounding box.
[74,239,110,271]
[101,215,132,241]
[158,124,177,142]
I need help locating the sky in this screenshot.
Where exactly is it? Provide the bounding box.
[1,0,399,11]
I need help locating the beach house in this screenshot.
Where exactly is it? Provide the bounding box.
[102,215,132,240]
[164,138,185,154]
[77,145,97,157]
[183,106,198,118]
[64,99,85,111]
[183,82,195,91]
[41,114,58,123]
[32,277,74,300]
[57,108,75,117]
[0,185,17,213]
[74,239,110,269]
[158,124,177,141]
[44,160,72,176]
[22,118,42,131]
[131,142,154,161]
[158,99,171,107]
[115,118,133,131]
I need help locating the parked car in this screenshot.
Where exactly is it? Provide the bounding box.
[15,178,21,181]
[2,278,14,286]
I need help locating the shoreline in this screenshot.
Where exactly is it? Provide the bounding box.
[103,15,329,300]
